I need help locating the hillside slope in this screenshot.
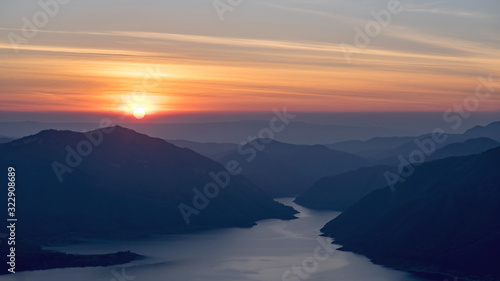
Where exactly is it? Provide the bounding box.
[0,126,297,242]
[321,147,500,280]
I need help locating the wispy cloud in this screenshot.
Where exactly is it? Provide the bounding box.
[405,7,488,18]
[3,27,494,64]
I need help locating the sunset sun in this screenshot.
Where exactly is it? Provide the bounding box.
[121,93,155,120]
[133,107,146,119]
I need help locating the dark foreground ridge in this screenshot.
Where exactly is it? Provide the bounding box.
[321,147,500,281]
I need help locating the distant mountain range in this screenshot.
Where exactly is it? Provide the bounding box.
[427,137,499,161]
[0,120,416,145]
[167,139,237,159]
[213,140,372,197]
[463,121,500,141]
[0,126,297,242]
[321,147,500,280]
[296,136,499,211]
[327,121,500,161]
[326,136,416,156]
[168,123,500,200]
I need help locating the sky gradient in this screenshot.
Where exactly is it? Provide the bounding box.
[1,0,499,116]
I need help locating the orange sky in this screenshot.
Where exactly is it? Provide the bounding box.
[1,0,499,115]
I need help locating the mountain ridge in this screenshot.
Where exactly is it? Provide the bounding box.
[321,147,500,280]
[1,125,298,242]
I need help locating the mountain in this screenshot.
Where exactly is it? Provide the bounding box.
[321,147,500,280]
[295,137,499,212]
[325,136,416,156]
[0,120,415,145]
[327,121,500,161]
[167,139,237,159]
[0,134,14,143]
[375,129,499,165]
[0,137,13,143]
[427,137,499,161]
[0,126,297,242]
[294,165,396,211]
[215,140,372,197]
[462,121,500,142]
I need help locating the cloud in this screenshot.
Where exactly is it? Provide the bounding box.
[405,7,488,18]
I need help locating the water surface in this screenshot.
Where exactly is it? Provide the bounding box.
[1,198,428,281]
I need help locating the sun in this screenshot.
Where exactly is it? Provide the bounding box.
[133,107,146,119]
[120,92,156,120]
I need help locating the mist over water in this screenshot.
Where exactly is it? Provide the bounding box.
[1,198,429,281]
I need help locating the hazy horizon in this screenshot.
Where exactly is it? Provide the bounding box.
[1,110,499,127]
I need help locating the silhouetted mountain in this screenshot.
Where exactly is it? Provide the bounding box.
[321,147,500,280]
[167,139,237,159]
[328,121,500,162]
[0,120,414,145]
[326,137,416,156]
[428,137,499,161]
[294,165,396,211]
[0,137,13,143]
[462,121,500,141]
[215,140,372,197]
[0,126,297,243]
